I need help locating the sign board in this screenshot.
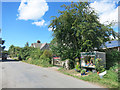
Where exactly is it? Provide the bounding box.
[81,52,96,56]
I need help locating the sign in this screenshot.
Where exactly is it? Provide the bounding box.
[53,57,60,60]
[81,52,95,56]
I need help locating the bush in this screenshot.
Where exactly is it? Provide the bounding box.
[18,55,22,60]
[75,64,81,72]
[95,58,105,73]
[81,69,86,74]
[109,63,118,71]
[106,50,120,69]
[68,59,75,69]
[8,44,53,67]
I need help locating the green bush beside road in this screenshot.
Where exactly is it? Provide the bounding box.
[8,45,53,67]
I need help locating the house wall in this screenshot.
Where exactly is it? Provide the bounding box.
[103,47,120,52]
[118,47,120,51]
[111,47,120,51]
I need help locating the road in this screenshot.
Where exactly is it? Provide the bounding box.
[1,59,105,88]
[0,59,2,90]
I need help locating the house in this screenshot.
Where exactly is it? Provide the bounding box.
[101,40,120,51]
[31,40,49,50]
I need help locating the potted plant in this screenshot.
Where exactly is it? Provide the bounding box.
[81,69,86,75]
[95,58,105,74]
[75,64,81,72]
[87,61,89,65]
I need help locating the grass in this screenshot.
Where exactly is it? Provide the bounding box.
[23,59,53,67]
[58,68,119,88]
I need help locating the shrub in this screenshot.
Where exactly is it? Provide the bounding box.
[42,50,52,59]
[81,69,86,74]
[109,63,118,71]
[18,55,22,60]
[106,50,120,70]
[68,59,75,69]
[95,58,105,73]
[75,64,81,71]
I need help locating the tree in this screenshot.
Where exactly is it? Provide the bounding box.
[8,45,21,57]
[49,2,116,63]
[25,42,29,47]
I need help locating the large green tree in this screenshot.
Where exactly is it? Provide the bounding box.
[49,2,116,62]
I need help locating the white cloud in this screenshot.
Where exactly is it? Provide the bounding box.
[48,27,56,31]
[17,0,48,20]
[90,0,118,25]
[32,20,45,27]
[48,27,52,31]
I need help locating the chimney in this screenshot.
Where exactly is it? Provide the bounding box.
[37,40,41,43]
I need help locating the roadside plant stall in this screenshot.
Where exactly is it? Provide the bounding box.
[80,51,106,72]
[52,56,62,66]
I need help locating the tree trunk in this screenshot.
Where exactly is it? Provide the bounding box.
[79,57,81,68]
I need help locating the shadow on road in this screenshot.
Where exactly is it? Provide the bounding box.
[1,59,21,62]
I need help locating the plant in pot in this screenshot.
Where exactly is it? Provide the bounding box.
[75,64,81,72]
[95,58,105,74]
[90,57,95,65]
[81,69,86,75]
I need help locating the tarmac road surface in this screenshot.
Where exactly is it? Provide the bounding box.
[1,59,105,88]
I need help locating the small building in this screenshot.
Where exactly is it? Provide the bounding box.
[31,40,49,50]
[80,51,106,70]
[52,56,61,66]
[101,40,120,51]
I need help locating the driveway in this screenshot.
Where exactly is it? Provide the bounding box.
[1,59,105,88]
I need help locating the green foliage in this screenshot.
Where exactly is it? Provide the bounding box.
[109,63,118,71]
[97,66,105,73]
[81,69,86,74]
[2,50,8,54]
[40,50,53,64]
[30,48,43,60]
[75,58,79,62]
[49,2,116,63]
[59,68,118,88]
[95,58,105,73]
[8,45,21,58]
[75,64,81,71]
[103,70,118,82]
[105,50,120,70]
[8,44,53,67]
[99,49,119,70]
[42,50,53,59]
[68,59,75,69]
[25,42,29,47]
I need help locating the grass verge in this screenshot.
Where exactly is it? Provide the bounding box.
[58,68,119,88]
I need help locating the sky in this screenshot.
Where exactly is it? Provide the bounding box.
[1,0,119,50]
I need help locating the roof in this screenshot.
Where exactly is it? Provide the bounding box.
[31,42,49,50]
[40,43,47,49]
[101,40,120,48]
[32,43,42,48]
